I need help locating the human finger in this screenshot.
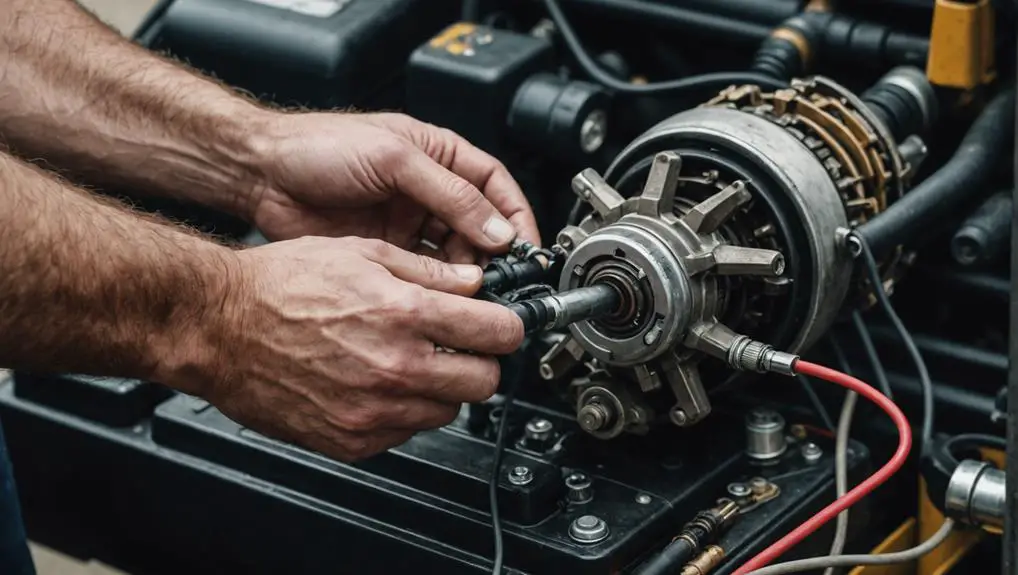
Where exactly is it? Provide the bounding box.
[351,238,481,296]
[389,146,519,253]
[413,350,502,404]
[365,114,540,247]
[418,291,525,355]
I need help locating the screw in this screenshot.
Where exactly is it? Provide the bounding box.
[670,407,689,427]
[560,237,573,249]
[727,482,751,498]
[801,442,823,463]
[525,418,554,442]
[636,494,652,505]
[573,265,586,277]
[508,465,534,486]
[569,515,610,544]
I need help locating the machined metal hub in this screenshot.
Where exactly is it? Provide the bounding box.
[548,151,791,436]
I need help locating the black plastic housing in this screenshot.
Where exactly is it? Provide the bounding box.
[407,25,554,156]
[156,0,457,108]
[1,377,869,575]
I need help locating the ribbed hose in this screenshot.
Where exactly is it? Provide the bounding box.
[750,16,818,81]
[854,88,1016,256]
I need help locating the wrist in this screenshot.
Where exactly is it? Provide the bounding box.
[147,241,251,399]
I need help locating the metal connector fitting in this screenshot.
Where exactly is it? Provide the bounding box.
[945,459,1006,528]
[727,337,798,376]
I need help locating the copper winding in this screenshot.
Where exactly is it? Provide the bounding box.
[704,80,899,225]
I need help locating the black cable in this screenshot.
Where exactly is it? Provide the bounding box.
[540,0,788,97]
[490,352,523,575]
[851,232,934,456]
[798,375,836,431]
[828,333,853,376]
[941,433,1007,467]
[851,311,894,401]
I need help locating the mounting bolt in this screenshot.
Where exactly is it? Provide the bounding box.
[525,418,554,442]
[801,443,823,463]
[508,465,534,486]
[727,482,751,498]
[636,494,652,505]
[569,515,610,544]
[579,402,613,433]
[670,407,689,427]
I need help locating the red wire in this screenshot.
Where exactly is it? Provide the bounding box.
[732,360,913,575]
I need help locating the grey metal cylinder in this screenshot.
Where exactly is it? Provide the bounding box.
[945,459,1006,528]
[745,409,787,461]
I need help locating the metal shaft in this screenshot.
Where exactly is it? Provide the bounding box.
[509,284,622,334]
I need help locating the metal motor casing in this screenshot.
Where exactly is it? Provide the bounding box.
[544,71,930,439]
[602,106,851,355]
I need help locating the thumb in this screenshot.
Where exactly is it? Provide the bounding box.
[355,240,482,296]
[392,146,517,253]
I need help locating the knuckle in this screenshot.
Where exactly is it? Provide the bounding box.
[355,238,392,260]
[413,253,449,282]
[341,408,383,433]
[444,176,485,216]
[372,138,412,170]
[376,349,415,380]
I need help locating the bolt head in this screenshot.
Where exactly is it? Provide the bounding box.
[508,465,534,485]
[579,403,610,432]
[636,494,652,505]
[670,407,688,427]
[573,265,586,277]
[727,482,751,498]
[801,442,823,463]
[569,514,609,544]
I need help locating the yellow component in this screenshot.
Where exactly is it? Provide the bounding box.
[429,22,477,51]
[852,450,1006,575]
[848,519,916,575]
[926,0,997,89]
[917,477,982,575]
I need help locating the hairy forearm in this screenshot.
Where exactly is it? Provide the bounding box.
[0,150,237,395]
[0,0,268,218]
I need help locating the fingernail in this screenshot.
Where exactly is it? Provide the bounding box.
[453,264,481,282]
[483,217,515,245]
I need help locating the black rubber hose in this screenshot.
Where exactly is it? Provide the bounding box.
[632,538,697,575]
[544,0,772,43]
[854,88,1016,257]
[952,192,1013,266]
[751,15,820,81]
[542,0,788,99]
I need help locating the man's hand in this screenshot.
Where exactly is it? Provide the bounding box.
[186,237,525,462]
[0,2,541,260]
[245,112,541,264]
